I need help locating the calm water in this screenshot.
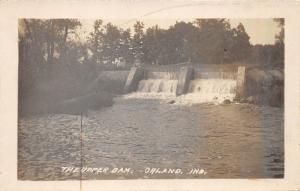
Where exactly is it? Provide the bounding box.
[18,97,284,180]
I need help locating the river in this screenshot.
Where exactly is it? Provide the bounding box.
[18,96,284,180]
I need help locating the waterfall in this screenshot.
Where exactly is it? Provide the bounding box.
[137,79,178,94]
[183,79,237,103]
[124,70,238,104]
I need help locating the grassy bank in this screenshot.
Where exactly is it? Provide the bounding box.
[19,62,129,117]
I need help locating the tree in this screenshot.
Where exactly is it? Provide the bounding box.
[132,21,145,63]
[89,21,133,66]
[143,22,197,65]
[273,18,284,67]
[89,19,104,64]
[192,19,233,64]
[19,19,90,115]
[274,18,284,44]
[119,29,134,64]
[170,21,196,63]
[54,19,82,62]
[20,19,81,65]
[230,23,251,62]
[101,23,122,64]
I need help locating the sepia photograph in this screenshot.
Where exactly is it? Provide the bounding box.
[17,18,285,180]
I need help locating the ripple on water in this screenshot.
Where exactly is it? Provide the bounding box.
[18,98,284,180]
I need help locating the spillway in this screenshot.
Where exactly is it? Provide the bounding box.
[126,68,239,104]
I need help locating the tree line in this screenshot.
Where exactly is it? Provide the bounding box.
[87,18,284,67]
[19,18,284,71]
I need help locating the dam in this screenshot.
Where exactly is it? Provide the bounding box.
[124,65,246,104]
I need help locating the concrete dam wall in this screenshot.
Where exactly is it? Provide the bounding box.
[85,65,282,106]
[123,65,283,106]
[123,66,245,103]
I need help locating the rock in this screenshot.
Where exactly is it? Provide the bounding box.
[269,85,283,107]
[269,70,284,85]
[246,95,264,105]
[167,100,175,104]
[246,96,255,104]
[240,97,247,103]
[222,99,231,104]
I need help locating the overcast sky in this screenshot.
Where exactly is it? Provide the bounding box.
[78,19,281,45]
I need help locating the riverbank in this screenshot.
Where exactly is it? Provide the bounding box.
[240,67,284,107]
[18,70,129,117]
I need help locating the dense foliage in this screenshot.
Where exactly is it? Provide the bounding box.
[88,19,284,67]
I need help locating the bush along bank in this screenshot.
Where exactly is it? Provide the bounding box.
[237,68,284,107]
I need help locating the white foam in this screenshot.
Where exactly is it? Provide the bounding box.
[123,78,237,105]
[185,79,237,103]
[137,79,178,94]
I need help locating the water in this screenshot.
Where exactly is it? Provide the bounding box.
[18,98,284,180]
[185,79,237,103]
[137,79,178,94]
[133,77,237,104]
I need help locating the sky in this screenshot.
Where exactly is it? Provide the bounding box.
[79,19,281,45]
